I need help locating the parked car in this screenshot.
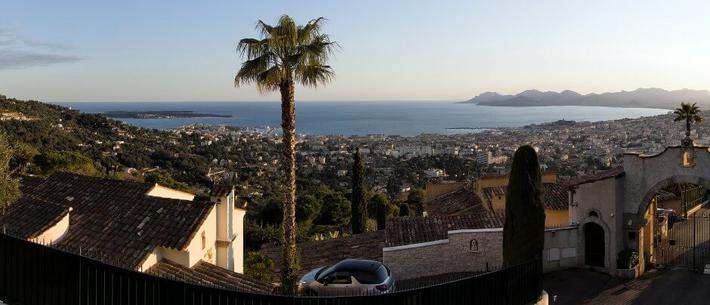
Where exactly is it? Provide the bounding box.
[297,259,395,296]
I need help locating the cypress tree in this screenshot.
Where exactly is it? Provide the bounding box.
[503,145,545,267]
[351,149,367,234]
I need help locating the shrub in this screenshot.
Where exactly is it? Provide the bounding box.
[245,252,274,283]
[617,249,639,269]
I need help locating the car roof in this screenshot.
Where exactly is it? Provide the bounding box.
[331,259,383,272]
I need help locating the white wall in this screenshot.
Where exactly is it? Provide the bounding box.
[145,184,195,201]
[33,212,70,244]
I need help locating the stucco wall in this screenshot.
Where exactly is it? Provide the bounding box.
[623,146,710,215]
[425,182,466,201]
[571,177,622,274]
[33,212,70,244]
[233,208,246,273]
[145,184,195,201]
[183,205,217,267]
[542,226,579,273]
[545,209,570,227]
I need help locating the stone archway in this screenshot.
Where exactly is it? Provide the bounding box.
[623,146,710,216]
[584,222,605,267]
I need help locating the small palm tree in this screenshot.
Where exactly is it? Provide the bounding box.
[674,102,703,145]
[234,15,337,293]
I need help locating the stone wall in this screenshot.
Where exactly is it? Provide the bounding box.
[384,226,583,280]
[383,229,503,280]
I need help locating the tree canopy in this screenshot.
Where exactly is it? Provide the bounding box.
[0,132,20,212]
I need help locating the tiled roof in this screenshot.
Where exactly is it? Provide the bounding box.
[1,172,214,269]
[425,189,484,217]
[210,185,233,198]
[260,230,385,280]
[570,166,625,186]
[0,194,69,239]
[482,186,507,203]
[386,209,503,247]
[147,259,272,293]
[479,183,569,210]
[18,175,45,193]
[543,183,569,210]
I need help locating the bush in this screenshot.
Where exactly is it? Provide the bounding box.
[245,252,274,283]
[617,249,639,269]
[398,203,411,217]
[34,150,100,176]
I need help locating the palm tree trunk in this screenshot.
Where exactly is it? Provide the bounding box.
[686,118,691,137]
[279,80,298,293]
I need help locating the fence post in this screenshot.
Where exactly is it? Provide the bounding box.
[693,215,697,271]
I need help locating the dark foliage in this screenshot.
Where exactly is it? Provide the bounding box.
[503,145,545,267]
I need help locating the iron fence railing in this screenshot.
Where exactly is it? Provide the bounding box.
[0,233,542,305]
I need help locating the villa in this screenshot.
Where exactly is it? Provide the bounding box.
[0,172,271,293]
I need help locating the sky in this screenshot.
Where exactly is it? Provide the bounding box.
[2,0,710,102]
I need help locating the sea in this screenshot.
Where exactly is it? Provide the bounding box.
[57,101,670,137]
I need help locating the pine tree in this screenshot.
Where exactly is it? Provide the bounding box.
[503,145,545,267]
[0,132,20,214]
[351,149,367,234]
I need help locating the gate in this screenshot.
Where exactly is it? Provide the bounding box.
[657,210,710,271]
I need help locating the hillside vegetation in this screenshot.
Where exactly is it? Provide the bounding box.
[0,95,234,192]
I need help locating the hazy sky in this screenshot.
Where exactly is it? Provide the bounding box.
[2,0,710,102]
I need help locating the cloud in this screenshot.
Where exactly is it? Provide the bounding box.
[0,49,81,69]
[0,27,82,70]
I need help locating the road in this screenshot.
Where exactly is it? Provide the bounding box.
[545,268,710,305]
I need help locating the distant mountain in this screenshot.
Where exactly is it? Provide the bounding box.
[464,88,710,109]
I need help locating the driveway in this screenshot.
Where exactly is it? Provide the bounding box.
[545,267,710,305]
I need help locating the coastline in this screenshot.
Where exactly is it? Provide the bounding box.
[58,101,669,137]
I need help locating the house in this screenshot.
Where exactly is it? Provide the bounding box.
[0,172,270,293]
[474,172,570,227]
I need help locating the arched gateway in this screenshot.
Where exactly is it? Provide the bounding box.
[570,145,710,275]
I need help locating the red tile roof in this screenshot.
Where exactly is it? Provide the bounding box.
[386,209,503,247]
[210,185,233,198]
[147,259,272,293]
[425,189,484,217]
[479,183,569,210]
[543,183,569,210]
[570,166,625,186]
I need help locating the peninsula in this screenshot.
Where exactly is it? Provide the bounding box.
[104,111,231,119]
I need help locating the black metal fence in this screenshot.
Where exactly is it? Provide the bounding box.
[0,233,542,305]
[657,211,710,271]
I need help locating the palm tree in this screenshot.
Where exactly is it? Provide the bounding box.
[674,102,703,146]
[234,15,337,292]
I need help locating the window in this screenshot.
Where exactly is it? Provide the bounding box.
[682,151,692,167]
[330,272,352,285]
[588,211,599,218]
[201,231,206,249]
